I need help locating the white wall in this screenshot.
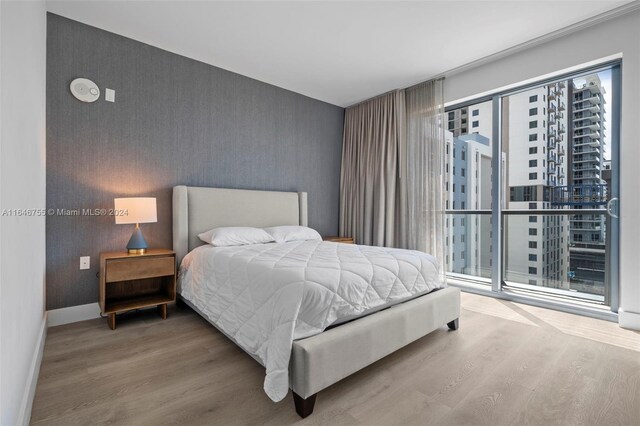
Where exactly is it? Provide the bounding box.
[0,1,47,424]
[444,10,640,329]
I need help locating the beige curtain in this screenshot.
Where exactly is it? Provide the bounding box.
[339,78,445,278]
[339,90,406,247]
[405,79,445,272]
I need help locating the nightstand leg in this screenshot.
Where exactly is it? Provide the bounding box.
[108,313,116,330]
[158,303,167,320]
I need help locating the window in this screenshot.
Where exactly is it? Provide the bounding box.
[529,95,538,102]
[529,121,538,129]
[528,202,537,209]
[461,151,466,161]
[461,168,466,177]
[510,186,537,202]
[529,216,537,223]
[472,109,479,116]
[529,254,538,261]
[529,228,538,236]
[472,120,479,127]
[529,267,537,274]
[461,185,466,193]
[529,147,538,154]
[529,241,537,249]
[529,172,537,180]
[529,108,538,116]
[529,134,538,141]
[461,201,466,209]
[529,160,538,167]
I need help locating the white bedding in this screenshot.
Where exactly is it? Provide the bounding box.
[178,240,444,402]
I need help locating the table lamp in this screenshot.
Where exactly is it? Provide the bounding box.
[114,197,157,254]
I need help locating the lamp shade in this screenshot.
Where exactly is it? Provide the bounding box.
[114,197,157,225]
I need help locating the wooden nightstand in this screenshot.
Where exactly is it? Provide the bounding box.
[323,236,355,244]
[99,249,176,330]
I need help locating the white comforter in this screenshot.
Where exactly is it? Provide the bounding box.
[179,240,443,402]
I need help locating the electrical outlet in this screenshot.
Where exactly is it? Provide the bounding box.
[105,88,115,102]
[80,256,90,270]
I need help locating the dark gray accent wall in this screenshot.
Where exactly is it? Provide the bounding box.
[46,14,344,310]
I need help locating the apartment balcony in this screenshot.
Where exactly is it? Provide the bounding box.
[548,184,607,206]
[573,146,600,155]
[548,153,558,163]
[573,156,599,163]
[571,215,601,223]
[573,136,600,146]
[557,146,566,156]
[574,122,601,132]
[573,103,600,114]
[574,94,602,104]
[574,163,601,172]
[571,224,602,231]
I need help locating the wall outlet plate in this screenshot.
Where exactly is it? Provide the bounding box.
[105,88,115,102]
[80,256,90,270]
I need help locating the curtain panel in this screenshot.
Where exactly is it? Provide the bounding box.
[339,79,445,280]
[339,90,406,247]
[405,79,446,271]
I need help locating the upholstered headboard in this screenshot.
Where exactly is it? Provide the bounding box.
[172,185,308,264]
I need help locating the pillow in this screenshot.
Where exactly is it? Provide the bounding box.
[264,225,322,243]
[198,227,275,247]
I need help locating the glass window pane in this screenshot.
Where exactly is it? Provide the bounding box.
[444,100,493,283]
[501,69,612,302]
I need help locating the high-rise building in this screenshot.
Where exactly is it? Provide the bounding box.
[503,83,569,289]
[567,75,607,293]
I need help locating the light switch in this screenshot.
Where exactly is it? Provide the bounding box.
[105,88,115,102]
[80,256,90,270]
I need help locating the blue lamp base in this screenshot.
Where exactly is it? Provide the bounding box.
[126,224,149,254]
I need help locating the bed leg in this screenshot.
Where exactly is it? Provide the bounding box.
[293,392,317,418]
[447,318,459,331]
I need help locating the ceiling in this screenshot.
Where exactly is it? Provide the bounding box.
[46,1,632,107]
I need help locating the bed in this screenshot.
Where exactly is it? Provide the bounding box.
[173,185,460,417]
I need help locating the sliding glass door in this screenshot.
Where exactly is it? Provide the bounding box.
[445,62,620,311]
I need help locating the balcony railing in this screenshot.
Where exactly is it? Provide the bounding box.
[548,184,607,206]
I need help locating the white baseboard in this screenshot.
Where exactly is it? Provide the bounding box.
[47,302,101,327]
[16,314,47,426]
[618,308,640,330]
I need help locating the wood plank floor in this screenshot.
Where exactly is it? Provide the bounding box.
[31,293,640,426]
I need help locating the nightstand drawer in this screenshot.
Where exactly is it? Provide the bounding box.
[106,256,175,283]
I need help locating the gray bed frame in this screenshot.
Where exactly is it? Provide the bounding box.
[172,185,460,417]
